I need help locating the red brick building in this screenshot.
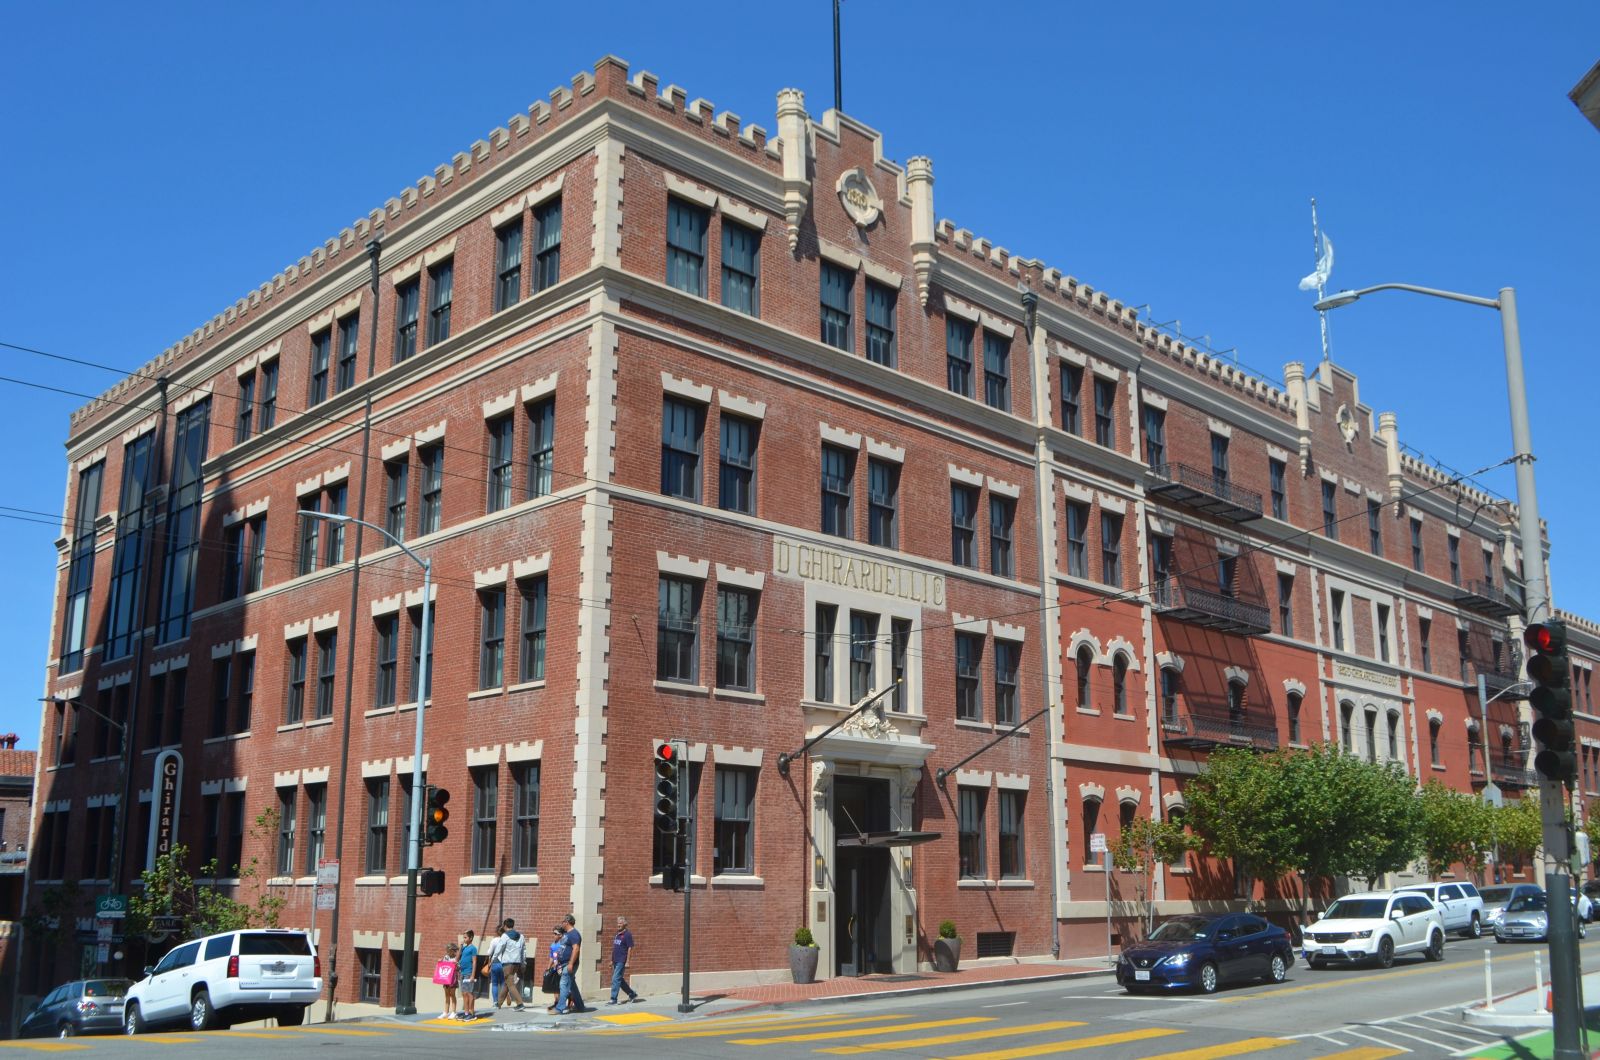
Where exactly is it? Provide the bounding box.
[22,55,1588,1011]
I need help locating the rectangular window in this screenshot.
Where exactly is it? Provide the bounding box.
[322,484,346,567]
[358,950,381,1005]
[519,577,548,684]
[236,370,256,443]
[951,484,978,568]
[1278,573,1294,638]
[666,197,709,295]
[309,329,331,406]
[1100,512,1123,586]
[1210,433,1230,489]
[657,577,699,684]
[958,787,986,879]
[1331,590,1346,652]
[721,220,760,316]
[297,495,320,576]
[534,197,562,291]
[716,587,756,692]
[815,604,837,703]
[891,619,911,713]
[1150,532,1174,584]
[336,312,359,393]
[304,784,327,876]
[60,460,104,672]
[1322,480,1338,539]
[427,258,453,345]
[820,260,854,351]
[375,614,399,708]
[276,788,297,876]
[849,611,878,702]
[472,766,499,874]
[1065,502,1089,579]
[527,397,555,500]
[1269,458,1287,520]
[947,318,974,398]
[487,414,514,513]
[157,399,210,642]
[365,777,389,875]
[394,278,419,363]
[479,589,505,689]
[1368,499,1383,554]
[384,459,407,540]
[821,444,854,539]
[661,397,705,501]
[315,631,337,719]
[1377,603,1391,662]
[1448,535,1461,585]
[286,637,307,724]
[513,761,540,871]
[409,604,434,703]
[1411,518,1424,571]
[983,331,1010,411]
[1218,553,1237,598]
[867,458,898,549]
[105,433,154,660]
[494,217,524,311]
[419,444,443,535]
[714,767,755,876]
[1061,363,1082,434]
[998,790,1024,879]
[210,656,231,739]
[234,650,254,734]
[994,640,1020,726]
[864,280,895,366]
[718,414,757,515]
[955,632,982,722]
[1142,405,1165,467]
[1419,617,1433,672]
[1093,378,1116,448]
[990,496,1015,577]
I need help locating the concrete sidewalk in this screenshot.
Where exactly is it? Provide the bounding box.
[1462,967,1600,1031]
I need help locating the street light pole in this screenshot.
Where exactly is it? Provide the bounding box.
[1317,282,1580,1060]
[298,511,431,1016]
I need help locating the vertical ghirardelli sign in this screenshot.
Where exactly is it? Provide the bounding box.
[772,536,946,609]
[148,749,183,870]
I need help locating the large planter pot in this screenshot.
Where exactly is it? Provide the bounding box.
[789,944,820,984]
[933,936,962,972]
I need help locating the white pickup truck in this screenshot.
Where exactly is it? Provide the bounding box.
[1394,881,1485,938]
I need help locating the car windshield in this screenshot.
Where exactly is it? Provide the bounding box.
[82,980,131,998]
[1324,898,1387,920]
[1507,895,1548,913]
[1480,887,1514,904]
[1148,917,1211,942]
[238,933,312,956]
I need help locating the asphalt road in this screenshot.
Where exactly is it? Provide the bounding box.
[10,935,1595,1059]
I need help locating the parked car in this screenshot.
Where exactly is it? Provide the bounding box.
[1117,912,1296,994]
[18,979,132,1038]
[124,928,321,1033]
[1496,892,1590,943]
[1302,891,1446,968]
[1395,881,1486,938]
[1481,884,1543,929]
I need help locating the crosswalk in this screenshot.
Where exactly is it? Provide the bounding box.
[1284,1003,1516,1057]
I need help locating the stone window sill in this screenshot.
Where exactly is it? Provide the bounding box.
[958,878,998,889]
[507,680,546,694]
[503,873,541,885]
[713,688,765,705]
[654,681,709,697]
[466,688,502,701]
[710,874,763,888]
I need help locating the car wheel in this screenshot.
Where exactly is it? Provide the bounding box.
[58,1022,76,1039]
[1375,935,1395,969]
[278,1007,306,1027]
[1267,954,1288,983]
[1197,961,1220,994]
[124,1003,145,1036]
[1426,931,1445,962]
[1469,913,1483,939]
[190,988,218,1032]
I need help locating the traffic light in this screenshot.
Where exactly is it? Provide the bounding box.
[1526,619,1577,786]
[654,742,680,834]
[418,868,446,896]
[424,786,451,844]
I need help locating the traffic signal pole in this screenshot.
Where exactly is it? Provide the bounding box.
[397,556,432,1015]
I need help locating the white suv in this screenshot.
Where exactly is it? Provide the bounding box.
[1302,891,1446,969]
[124,929,321,1033]
[1395,881,1486,938]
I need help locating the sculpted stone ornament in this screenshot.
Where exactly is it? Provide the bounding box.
[842,705,895,741]
[1336,403,1359,448]
[836,168,882,230]
[812,759,834,810]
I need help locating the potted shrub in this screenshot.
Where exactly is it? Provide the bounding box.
[790,926,820,984]
[933,920,962,972]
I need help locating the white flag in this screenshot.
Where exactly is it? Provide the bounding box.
[1299,235,1334,292]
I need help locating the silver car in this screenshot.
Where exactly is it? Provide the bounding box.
[1481,883,1543,929]
[1495,892,1589,943]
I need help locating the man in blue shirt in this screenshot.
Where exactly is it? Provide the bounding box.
[608,915,640,1004]
[554,914,586,1014]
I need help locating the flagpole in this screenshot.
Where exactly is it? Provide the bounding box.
[1311,197,1331,365]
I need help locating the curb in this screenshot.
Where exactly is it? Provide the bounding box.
[693,965,1117,1014]
[1461,1005,1552,1031]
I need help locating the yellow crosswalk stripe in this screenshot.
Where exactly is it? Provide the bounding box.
[657,1014,915,1039]
[730,1016,993,1045]
[596,1011,673,1025]
[1308,1049,1404,1060]
[0,1043,89,1052]
[936,1026,1184,1060]
[127,1036,199,1044]
[600,1012,849,1036]
[208,1031,297,1039]
[287,1027,391,1036]
[819,1020,1088,1054]
[1135,1036,1293,1060]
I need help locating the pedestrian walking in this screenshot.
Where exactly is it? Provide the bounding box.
[608,916,640,1004]
[498,919,526,1010]
[542,925,564,1006]
[436,941,460,1019]
[553,913,586,1014]
[484,922,507,1011]
[457,930,479,1020]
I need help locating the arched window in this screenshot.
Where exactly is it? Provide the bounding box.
[1119,799,1137,833]
[1340,701,1355,748]
[1500,729,1514,766]
[1076,647,1094,711]
[1467,720,1483,774]
[1364,708,1378,762]
[1227,680,1246,725]
[1429,718,1442,767]
[1287,691,1303,744]
[1387,712,1400,760]
[1160,667,1180,726]
[1113,654,1130,715]
[1081,796,1101,859]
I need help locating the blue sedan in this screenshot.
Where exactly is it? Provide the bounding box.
[1117,913,1296,994]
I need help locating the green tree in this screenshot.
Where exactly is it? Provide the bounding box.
[1492,795,1545,866]
[1417,781,1495,879]
[126,807,285,942]
[1184,747,1302,898]
[1111,812,1201,935]
[1585,812,1600,868]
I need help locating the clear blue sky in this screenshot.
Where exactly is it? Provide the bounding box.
[2,2,1595,749]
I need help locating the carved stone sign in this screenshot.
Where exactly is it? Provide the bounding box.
[1333,661,1401,691]
[836,168,882,229]
[773,536,946,609]
[148,749,183,870]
